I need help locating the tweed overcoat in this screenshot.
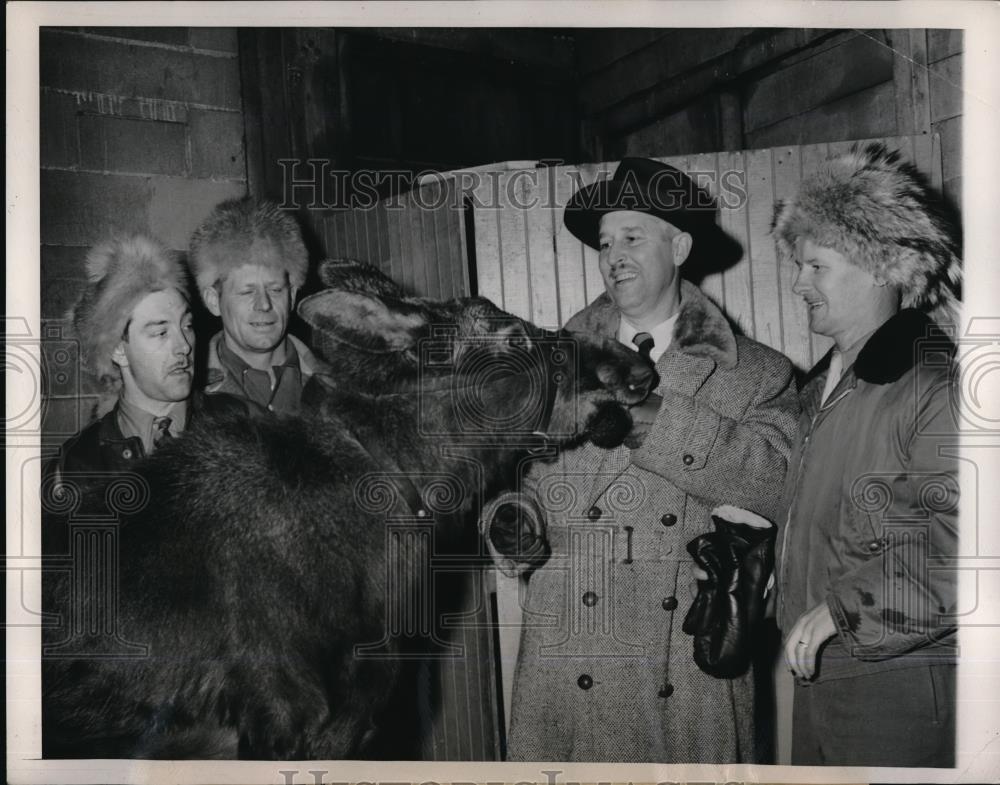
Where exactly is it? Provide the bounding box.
[506,280,799,763]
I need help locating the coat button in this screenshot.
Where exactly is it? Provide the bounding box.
[587,505,603,520]
[867,539,882,553]
[658,683,674,698]
[661,596,678,611]
[660,513,677,527]
[682,453,695,466]
[122,448,133,459]
[582,591,599,607]
[577,674,593,690]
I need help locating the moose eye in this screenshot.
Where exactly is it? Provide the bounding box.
[508,333,531,351]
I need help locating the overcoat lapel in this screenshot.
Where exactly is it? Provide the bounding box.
[565,280,738,509]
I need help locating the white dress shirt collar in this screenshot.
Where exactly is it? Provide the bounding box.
[618,312,679,363]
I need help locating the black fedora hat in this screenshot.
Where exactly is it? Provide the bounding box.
[564,157,719,250]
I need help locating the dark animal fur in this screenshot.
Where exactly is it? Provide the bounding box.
[42,262,656,760]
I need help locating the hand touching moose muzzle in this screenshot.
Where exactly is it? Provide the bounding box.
[682,505,776,679]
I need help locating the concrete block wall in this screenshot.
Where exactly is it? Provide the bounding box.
[40,27,248,438]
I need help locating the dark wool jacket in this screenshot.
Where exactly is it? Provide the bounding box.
[42,390,257,564]
[776,309,959,682]
[506,280,800,763]
[55,390,253,475]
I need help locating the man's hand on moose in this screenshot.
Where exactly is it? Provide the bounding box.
[624,392,663,449]
[783,601,837,681]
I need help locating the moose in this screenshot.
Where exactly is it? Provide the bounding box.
[41,261,657,760]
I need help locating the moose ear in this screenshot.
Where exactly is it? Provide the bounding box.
[317,259,405,299]
[298,289,427,353]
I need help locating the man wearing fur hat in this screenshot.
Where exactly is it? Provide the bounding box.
[188,197,325,415]
[773,144,961,767]
[56,234,245,473]
[495,158,799,762]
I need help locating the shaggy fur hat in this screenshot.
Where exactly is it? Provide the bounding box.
[772,143,961,323]
[188,197,308,297]
[71,234,188,388]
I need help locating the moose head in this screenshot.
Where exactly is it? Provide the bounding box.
[299,260,658,452]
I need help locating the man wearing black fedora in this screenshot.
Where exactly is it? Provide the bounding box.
[496,158,799,762]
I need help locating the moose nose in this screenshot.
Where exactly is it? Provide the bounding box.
[626,363,659,400]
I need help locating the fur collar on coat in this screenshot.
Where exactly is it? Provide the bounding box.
[563,279,739,369]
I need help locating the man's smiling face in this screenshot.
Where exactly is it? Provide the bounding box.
[792,237,894,349]
[214,263,296,356]
[598,210,689,326]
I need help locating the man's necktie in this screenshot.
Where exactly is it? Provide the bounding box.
[633,331,655,361]
[153,416,173,448]
[820,349,844,405]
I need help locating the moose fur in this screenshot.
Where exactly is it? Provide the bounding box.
[42,262,656,760]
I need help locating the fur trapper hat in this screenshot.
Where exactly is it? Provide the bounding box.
[71,234,188,387]
[188,197,308,297]
[772,143,961,323]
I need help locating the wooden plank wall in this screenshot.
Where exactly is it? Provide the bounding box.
[469,134,942,374]
[311,175,470,299]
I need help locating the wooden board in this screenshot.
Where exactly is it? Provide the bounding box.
[312,175,468,299]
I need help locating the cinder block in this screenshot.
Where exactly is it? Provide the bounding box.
[41,169,153,246]
[189,109,245,179]
[189,28,238,53]
[41,90,80,168]
[41,30,241,110]
[146,176,247,249]
[79,114,187,175]
[86,27,190,46]
[73,92,189,124]
[41,275,88,320]
[41,243,88,281]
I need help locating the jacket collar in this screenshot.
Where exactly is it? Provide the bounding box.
[801,309,953,415]
[564,279,739,369]
[206,331,326,387]
[853,308,952,384]
[97,402,130,444]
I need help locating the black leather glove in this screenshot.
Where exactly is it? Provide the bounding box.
[682,506,776,679]
[479,491,550,577]
[623,392,663,450]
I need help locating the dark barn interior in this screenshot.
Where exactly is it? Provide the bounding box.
[36,25,964,763]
